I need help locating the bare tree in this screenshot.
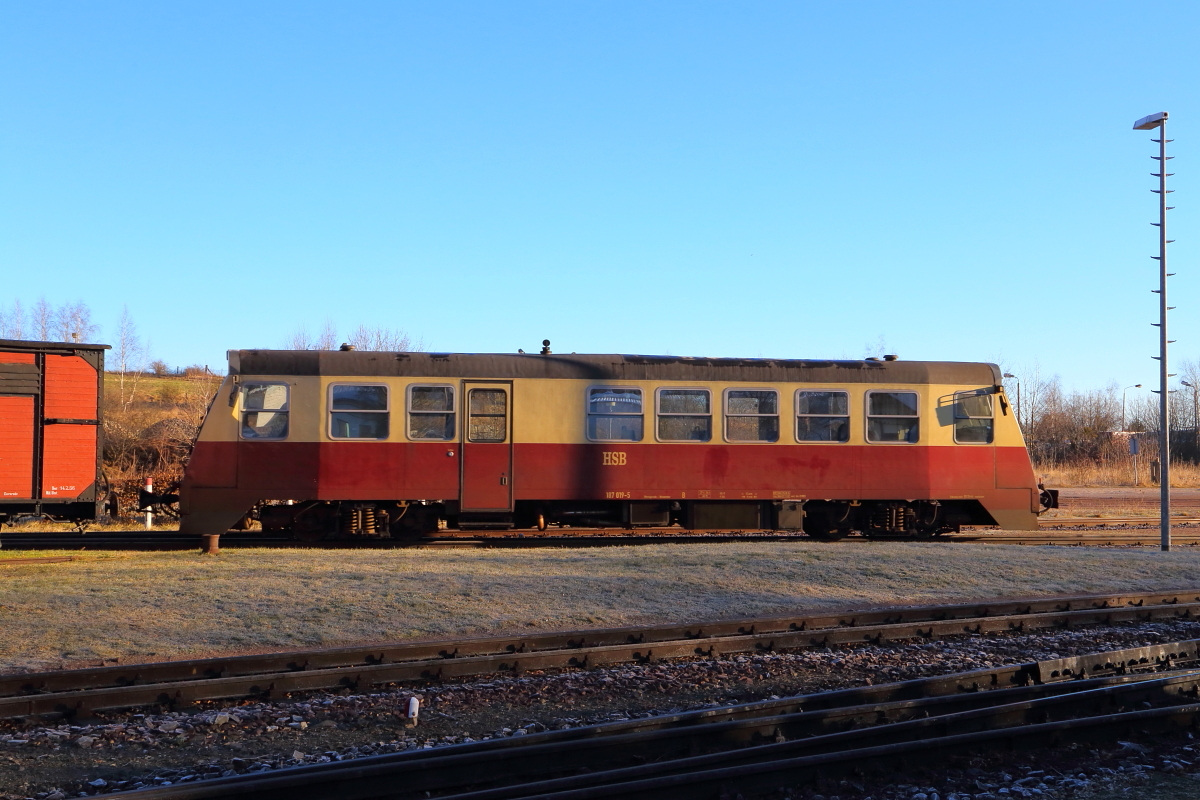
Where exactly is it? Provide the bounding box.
[53,300,100,343]
[286,319,341,350]
[286,320,419,351]
[285,324,316,350]
[112,306,148,409]
[317,319,339,350]
[863,335,888,359]
[30,297,53,341]
[347,324,417,352]
[0,299,25,339]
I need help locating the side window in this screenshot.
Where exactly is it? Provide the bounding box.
[725,389,779,442]
[796,390,849,442]
[587,387,643,442]
[954,391,994,444]
[241,383,289,440]
[408,385,455,440]
[657,388,712,442]
[867,391,920,443]
[329,384,389,440]
[468,388,507,443]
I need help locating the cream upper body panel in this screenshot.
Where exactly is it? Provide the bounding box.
[199,374,1022,448]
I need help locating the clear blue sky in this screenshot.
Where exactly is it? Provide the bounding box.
[1,2,1196,397]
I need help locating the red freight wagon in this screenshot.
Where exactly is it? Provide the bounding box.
[0,339,108,525]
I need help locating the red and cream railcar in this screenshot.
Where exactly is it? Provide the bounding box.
[0,338,107,525]
[179,349,1053,539]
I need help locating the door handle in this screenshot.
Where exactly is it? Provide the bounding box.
[500,476,508,486]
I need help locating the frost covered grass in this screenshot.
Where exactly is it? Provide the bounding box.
[3,543,1200,672]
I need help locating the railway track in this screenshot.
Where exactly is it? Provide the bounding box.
[5,519,1200,551]
[3,590,1199,722]
[94,637,1200,799]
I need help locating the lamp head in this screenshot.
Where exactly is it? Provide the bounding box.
[1133,112,1168,130]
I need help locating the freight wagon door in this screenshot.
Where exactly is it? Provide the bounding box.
[460,382,513,512]
[41,354,100,500]
[0,353,39,501]
[0,396,36,499]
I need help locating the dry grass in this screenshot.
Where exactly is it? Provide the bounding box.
[3,543,1200,673]
[1036,460,1200,488]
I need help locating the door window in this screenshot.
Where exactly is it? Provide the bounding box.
[468,388,507,442]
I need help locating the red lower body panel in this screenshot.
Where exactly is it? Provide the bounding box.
[184,440,1035,504]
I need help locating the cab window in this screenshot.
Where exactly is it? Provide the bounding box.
[954,391,994,444]
[329,384,389,439]
[241,383,289,440]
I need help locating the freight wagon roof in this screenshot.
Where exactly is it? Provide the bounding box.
[230,350,1001,385]
[0,338,110,353]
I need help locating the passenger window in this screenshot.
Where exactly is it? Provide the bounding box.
[796,390,849,442]
[954,391,994,444]
[329,384,389,440]
[241,383,289,440]
[587,387,643,442]
[725,389,779,442]
[867,391,920,443]
[657,388,711,442]
[468,388,507,443]
[408,385,456,440]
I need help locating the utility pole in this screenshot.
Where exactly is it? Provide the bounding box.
[1133,111,1173,552]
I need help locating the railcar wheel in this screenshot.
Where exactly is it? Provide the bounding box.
[536,513,547,531]
[803,518,850,541]
[806,528,850,541]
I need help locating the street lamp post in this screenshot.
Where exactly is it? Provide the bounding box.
[1122,384,1142,430]
[1003,373,1021,431]
[1133,110,1173,552]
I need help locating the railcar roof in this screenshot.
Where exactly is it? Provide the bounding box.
[0,338,110,352]
[230,350,1001,385]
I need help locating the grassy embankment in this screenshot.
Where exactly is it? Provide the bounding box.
[2,543,1200,672]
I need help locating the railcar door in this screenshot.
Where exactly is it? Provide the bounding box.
[460,382,513,511]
